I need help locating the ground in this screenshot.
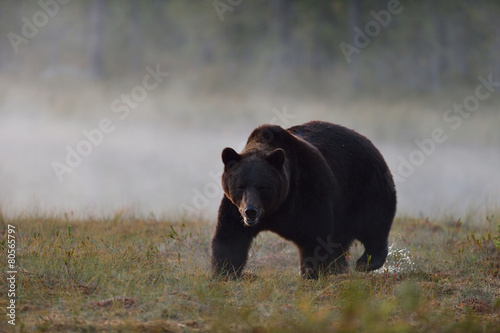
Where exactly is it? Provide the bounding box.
[0,212,499,332]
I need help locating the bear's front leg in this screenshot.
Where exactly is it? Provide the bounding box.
[211,197,258,278]
[211,233,254,278]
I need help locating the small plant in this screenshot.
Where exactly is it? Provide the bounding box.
[493,224,500,250]
[167,223,191,244]
[64,224,76,282]
[466,230,489,248]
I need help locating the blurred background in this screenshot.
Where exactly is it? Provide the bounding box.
[0,0,499,220]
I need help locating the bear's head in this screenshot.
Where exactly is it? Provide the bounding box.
[221,147,289,226]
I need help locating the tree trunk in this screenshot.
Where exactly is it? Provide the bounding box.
[267,0,293,89]
[348,0,362,91]
[129,1,143,71]
[88,0,106,78]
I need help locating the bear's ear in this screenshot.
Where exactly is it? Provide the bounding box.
[266,148,285,170]
[222,147,241,170]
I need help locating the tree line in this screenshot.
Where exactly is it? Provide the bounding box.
[1,0,499,92]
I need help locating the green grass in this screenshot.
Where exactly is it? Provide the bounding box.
[1,213,499,332]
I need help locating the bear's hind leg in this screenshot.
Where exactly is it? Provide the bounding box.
[327,241,350,274]
[328,251,349,274]
[298,241,349,279]
[355,241,388,272]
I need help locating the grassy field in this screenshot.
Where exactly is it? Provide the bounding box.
[1,212,499,332]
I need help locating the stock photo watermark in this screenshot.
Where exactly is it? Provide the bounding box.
[393,73,499,185]
[178,106,296,216]
[51,65,169,183]
[7,0,72,54]
[6,224,17,326]
[301,234,342,273]
[213,0,244,21]
[339,0,407,64]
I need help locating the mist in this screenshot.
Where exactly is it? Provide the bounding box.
[1,0,499,221]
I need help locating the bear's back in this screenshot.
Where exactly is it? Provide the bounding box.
[288,121,395,208]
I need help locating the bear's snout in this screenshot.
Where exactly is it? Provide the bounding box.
[243,205,260,225]
[244,206,258,219]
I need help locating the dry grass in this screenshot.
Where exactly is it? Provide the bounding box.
[1,212,499,332]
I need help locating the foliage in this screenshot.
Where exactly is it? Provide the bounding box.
[1,0,500,93]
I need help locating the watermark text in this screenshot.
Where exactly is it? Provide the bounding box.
[6,224,17,326]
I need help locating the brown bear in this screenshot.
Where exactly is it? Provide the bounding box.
[211,121,396,279]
